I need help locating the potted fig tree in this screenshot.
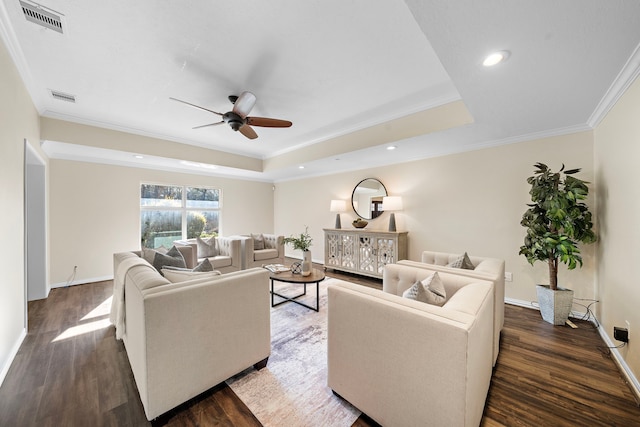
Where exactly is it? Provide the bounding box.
[519,163,596,325]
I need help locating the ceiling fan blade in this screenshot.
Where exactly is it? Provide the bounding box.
[192,121,225,129]
[246,117,293,128]
[232,91,257,118]
[238,124,258,139]
[169,97,223,116]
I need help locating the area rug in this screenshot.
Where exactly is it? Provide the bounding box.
[226,278,361,427]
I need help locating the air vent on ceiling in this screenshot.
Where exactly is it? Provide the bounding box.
[50,90,76,103]
[20,1,64,34]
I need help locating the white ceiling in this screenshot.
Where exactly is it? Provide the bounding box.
[2,1,640,181]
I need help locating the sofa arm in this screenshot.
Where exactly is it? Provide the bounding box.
[327,281,493,427]
[216,237,241,269]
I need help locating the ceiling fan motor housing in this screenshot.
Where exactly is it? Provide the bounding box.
[223,112,244,131]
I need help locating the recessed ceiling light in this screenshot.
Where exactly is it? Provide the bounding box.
[483,50,510,67]
[133,155,144,159]
[387,145,397,151]
[299,165,305,169]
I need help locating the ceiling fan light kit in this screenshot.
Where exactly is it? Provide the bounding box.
[170,91,292,140]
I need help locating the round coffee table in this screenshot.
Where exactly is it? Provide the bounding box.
[269,268,325,312]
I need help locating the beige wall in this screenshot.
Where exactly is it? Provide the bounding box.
[49,160,274,284]
[275,131,596,305]
[594,76,640,382]
[0,37,41,382]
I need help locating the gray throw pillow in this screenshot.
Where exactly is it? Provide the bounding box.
[402,272,447,306]
[447,252,475,270]
[152,245,186,274]
[252,233,265,250]
[142,246,167,265]
[197,236,217,257]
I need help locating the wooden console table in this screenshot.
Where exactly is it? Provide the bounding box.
[323,228,408,279]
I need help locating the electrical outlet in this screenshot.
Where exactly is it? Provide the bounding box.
[626,320,631,340]
[504,272,513,282]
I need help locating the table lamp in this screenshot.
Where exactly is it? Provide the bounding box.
[382,196,403,232]
[330,199,347,229]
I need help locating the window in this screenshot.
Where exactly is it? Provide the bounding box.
[140,184,220,248]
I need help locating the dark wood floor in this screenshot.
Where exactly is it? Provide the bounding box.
[1,262,639,426]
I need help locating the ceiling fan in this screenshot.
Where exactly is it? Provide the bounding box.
[169,91,292,140]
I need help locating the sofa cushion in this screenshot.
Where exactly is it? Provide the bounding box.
[251,233,265,250]
[161,268,222,283]
[402,272,446,306]
[254,248,278,261]
[447,252,475,270]
[197,236,218,258]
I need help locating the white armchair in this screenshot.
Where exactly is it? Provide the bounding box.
[173,236,242,273]
[236,234,285,269]
[398,250,505,366]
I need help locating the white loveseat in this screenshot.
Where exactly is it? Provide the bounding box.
[111,250,270,420]
[173,236,242,273]
[327,263,494,427]
[399,250,505,365]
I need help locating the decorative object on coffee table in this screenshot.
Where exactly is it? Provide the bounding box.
[352,218,368,228]
[519,163,596,325]
[290,262,302,274]
[283,226,313,277]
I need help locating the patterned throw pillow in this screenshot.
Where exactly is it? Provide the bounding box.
[252,233,265,250]
[402,272,447,306]
[152,245,186,273]
[197,236,218,258]
[447,252,475,270]
[142,246,167,265]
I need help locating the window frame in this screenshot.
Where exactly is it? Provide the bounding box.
[140,183,222,248]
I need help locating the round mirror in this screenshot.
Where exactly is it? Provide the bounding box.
[352,178,387,220]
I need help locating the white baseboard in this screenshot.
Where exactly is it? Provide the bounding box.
[0,328,26,387]
[504,298,640,403]
[50,275,113,289]
[595,322,640,404]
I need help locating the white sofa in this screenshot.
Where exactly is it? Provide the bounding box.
[111,250,270,420]
[235,234,285,269]
[398,250,505,366]
[327,263,494,427]
[173,236,242,273]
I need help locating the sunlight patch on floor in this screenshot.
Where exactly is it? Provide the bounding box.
[81,296,112,321]
[53,318,112,342]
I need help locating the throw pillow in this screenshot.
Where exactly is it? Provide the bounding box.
[161,269,221,283]
[252,233,265,250]
[447,252,475,270]
[152,245,186,274]
[196,236,218,258]
[402,272,447,306]
[142,246,167,265]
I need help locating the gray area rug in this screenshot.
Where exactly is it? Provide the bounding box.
[226,278,361,426]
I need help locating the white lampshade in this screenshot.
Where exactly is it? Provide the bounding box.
[382,196,403,211]
[330,199,347,212]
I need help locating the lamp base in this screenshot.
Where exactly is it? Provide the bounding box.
[388,212,397,232]
[335,213,342,229]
